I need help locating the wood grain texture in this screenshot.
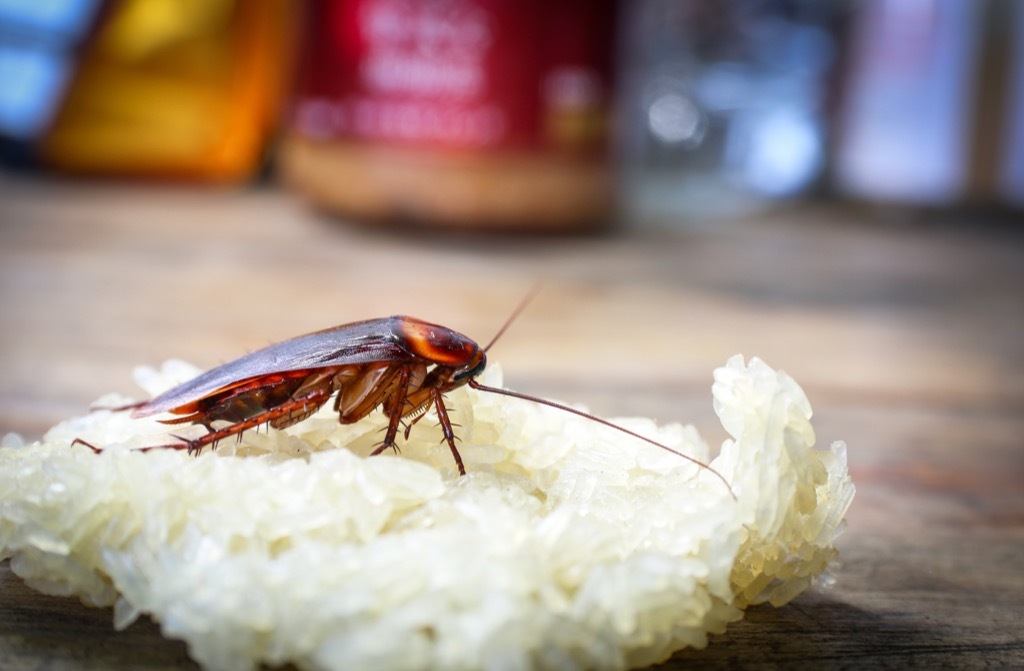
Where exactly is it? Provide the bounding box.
[1,173,1022,669]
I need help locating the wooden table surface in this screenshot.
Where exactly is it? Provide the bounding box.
[1,173,1022,669]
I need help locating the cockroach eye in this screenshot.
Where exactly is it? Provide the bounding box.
[453,354,487,382]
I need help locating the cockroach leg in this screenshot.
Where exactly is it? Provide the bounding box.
[370,366,411,458]
[402,407,430,440]
[370,440,401,456]
[182,389,331,455]
[71,438,103,454]
[80,389,332,458]
[430,388,466,476]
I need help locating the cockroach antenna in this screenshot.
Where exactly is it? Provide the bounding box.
[475,286,737,501]
[483,283,543,353]
[467,379,737,501]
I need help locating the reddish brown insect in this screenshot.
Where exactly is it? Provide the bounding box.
[77,310,735,498]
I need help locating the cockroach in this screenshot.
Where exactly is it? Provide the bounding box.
[75,306,735,499]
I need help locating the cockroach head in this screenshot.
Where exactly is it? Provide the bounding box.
[399,318,486,376]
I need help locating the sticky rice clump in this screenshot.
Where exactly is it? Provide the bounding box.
[0,356,853,671]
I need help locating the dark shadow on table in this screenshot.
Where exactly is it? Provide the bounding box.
[1,561,198,670]
[663,589,1016,670]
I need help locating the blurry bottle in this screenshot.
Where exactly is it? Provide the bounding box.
[832,0,981,206]
[1001,2,1024,208]
[617,0,840,226]
[833,0,1024,210]
[1,0,299,181]
[0,1,104,165]
[282,0,616,231]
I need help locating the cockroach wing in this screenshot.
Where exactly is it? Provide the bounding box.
[133,317,416,417]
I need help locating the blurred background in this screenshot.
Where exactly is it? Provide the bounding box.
[1,0,1022,221]
[1,1,1024,667]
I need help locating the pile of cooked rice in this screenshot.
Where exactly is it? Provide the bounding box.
[0,355,853,671]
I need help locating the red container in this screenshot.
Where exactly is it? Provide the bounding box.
[283,0,616,230]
